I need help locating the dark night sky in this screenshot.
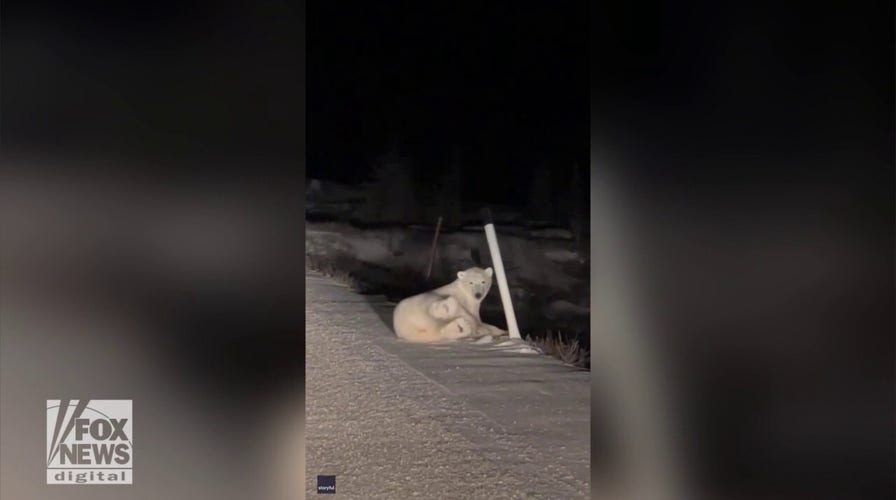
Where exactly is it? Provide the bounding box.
[7,1,887,190]
[307,3,589,196]
[306,0,891,206]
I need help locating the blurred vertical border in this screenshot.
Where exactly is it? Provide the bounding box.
[589,1,894,499]
[1,1,306,499]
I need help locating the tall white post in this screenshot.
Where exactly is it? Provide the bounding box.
[482,208,521,339]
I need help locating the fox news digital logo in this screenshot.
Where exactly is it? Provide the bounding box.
[46,399,133,484]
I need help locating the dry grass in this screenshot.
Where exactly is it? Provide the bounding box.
[525,331,590,369]
[306,252,358,288]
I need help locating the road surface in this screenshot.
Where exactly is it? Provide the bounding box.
[305,271,590,499]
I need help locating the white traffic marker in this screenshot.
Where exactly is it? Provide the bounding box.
[482,208,521,339]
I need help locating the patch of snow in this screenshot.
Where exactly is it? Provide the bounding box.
[529,228,573,239]
[544,249,580,263]
[349,237,392,263]
[306,220,586,319]
[480,338,543,356]
[546,300,590,318]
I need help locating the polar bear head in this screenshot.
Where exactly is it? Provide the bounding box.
[457,266,494,301]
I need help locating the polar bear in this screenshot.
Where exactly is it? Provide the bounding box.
[392,266,509,343]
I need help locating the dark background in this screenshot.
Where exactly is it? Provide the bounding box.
[591,1,893,499]
[2,1,306,499]
[3,0,306,394]
[0,1,892,499]
[307,2,588,205]
[3,1,303,169]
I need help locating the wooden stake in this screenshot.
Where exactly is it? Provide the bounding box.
[426,216,443,281]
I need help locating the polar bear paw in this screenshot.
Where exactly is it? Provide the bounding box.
[441,316,474,339]
[429,296,459,320]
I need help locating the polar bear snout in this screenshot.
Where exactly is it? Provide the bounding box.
[470,282,489,299]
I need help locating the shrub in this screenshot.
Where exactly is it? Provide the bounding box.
[361,144,419,225]
[525,331,590,369]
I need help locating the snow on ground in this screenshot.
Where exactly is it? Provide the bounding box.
[306,221,590,341]
[305,178,591,361]
[462,335,543,354]
[545,248,584,263]
[546,299,591,319]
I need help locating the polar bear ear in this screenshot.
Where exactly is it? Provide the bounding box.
[485,267,493,278]
[457,271,465,279]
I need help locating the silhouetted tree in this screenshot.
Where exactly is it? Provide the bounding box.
[568,162,588,251]
[435,147,464,228]
[526,160,555,225]
[363,141,418,226]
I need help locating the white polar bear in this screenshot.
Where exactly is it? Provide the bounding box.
[393,266,509,343]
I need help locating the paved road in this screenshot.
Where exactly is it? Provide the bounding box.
[305,271,590,499]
